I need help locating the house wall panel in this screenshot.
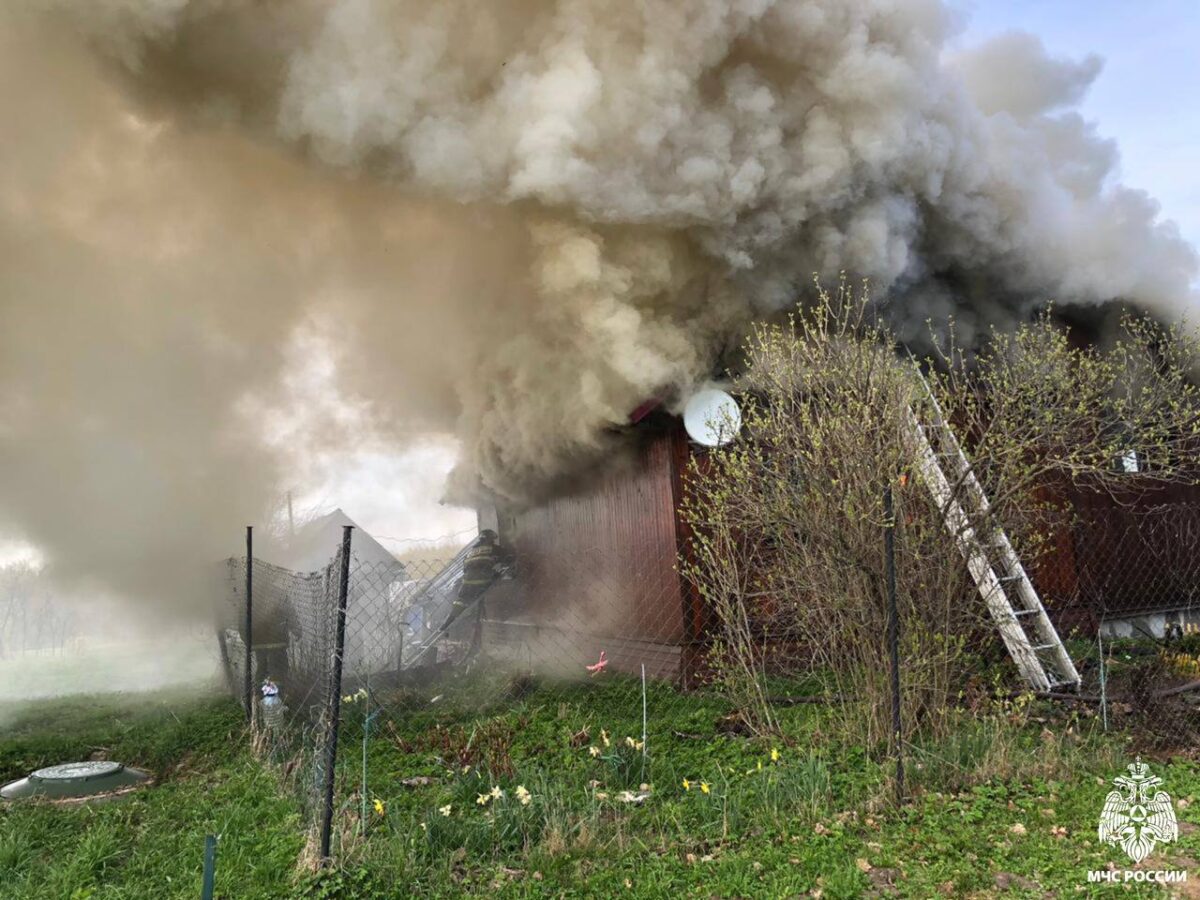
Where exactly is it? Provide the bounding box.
[490,424,687,659]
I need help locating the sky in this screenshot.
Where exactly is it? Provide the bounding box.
[957,0,1200,255]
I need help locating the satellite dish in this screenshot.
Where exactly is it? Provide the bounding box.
[683,389,742,447]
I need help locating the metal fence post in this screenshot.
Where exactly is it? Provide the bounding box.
[201,834,218,900]
[1098,625,1109,732]
[319,525,354,865]
[244,526,254,724]
[884,485,904,803]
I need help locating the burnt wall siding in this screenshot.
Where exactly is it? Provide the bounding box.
[489,425,687,652]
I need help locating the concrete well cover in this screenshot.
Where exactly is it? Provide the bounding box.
[1,761,150,801]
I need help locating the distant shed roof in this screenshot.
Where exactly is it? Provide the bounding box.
[257,508,404,576]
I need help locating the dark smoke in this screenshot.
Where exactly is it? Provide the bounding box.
[0,1,1195,613]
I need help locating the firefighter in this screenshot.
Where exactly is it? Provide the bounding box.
[442,529,508,633]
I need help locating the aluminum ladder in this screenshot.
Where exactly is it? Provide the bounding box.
[905,373,1081,693]
[396,542,474,670]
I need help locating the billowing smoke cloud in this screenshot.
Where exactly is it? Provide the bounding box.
[1,2,1196,611]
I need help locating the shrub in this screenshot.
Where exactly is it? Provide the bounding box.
[681,279,1200,747]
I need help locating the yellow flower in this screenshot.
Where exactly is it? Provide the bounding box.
[700,781,711,795]
[601,729,611,748]
[373,798,385,816]
[589,745,601,758]
[681,778,691,791]
[515,785,531,806]
[757,760,763,771]
[770,748,780,763]
[489,785,503,800]
[476,793,489,806]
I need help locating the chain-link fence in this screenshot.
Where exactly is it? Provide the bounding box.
[1037,502,1200,749]
[217,522,727,863]
[217,500,1200,867]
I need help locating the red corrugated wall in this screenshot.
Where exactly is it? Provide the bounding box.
[484,420,691,677]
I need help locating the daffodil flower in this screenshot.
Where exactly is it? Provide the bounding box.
[476,793,489,806]
[600,729,610,748]
[681,778,691,791]
[700,781,711,795]
[439,804,452,817]
[515,785,531,806]
[373,798,385,816]
[489,785,503,800]
[770,748,781,762]
[589,745,601,758]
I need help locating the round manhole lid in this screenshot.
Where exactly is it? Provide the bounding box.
[2,760,149,801]
[30,761,125,783]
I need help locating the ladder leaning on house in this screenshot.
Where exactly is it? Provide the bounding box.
[904,371,1081,693]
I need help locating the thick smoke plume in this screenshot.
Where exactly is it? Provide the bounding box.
[1,2,1196,611]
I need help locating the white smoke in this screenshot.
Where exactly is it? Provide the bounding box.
[1,1,1196,608]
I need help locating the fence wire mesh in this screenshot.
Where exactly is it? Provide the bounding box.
[218,501,1200,865]
[1046,502,1200,749]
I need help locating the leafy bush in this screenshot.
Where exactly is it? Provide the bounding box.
[681,279,1200,745]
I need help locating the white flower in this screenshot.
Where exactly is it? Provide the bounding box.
[489,785,504,800]
[515,785,531,806]
[439,804,452,817]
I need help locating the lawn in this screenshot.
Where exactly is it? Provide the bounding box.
[1,679,1198,898]
[0,691,302,899]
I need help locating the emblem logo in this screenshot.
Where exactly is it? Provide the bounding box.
[1098,757,1178,864]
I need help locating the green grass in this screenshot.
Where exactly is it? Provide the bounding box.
[305,674,1200,897]
[0,692,302,899]
[2,678,1198,898]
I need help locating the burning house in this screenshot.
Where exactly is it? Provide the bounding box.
[470,379,1200,686]
[476,409,704,683]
